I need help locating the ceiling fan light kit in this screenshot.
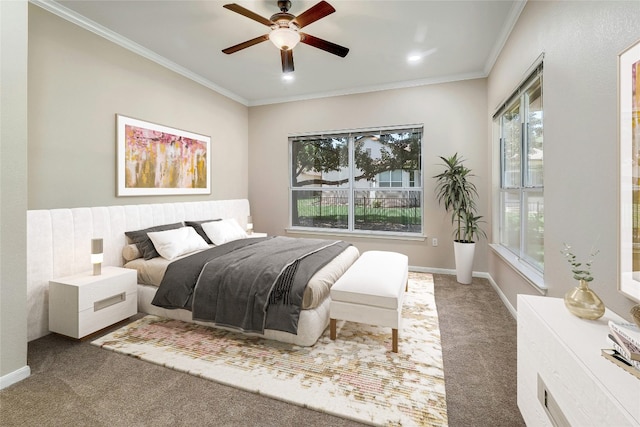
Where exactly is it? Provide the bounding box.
[222,1,349,74]
[269,27,301,51]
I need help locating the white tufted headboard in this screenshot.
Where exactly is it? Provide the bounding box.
[26,199,250,341]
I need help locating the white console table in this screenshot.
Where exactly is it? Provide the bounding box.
[517,295,640,426]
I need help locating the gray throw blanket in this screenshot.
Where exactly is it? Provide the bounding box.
[152,236,350,335]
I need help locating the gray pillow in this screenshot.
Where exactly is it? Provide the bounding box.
[185,219,221,245]
[125,222,183,260]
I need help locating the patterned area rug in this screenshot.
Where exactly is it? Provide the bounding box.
[91,272,447,426]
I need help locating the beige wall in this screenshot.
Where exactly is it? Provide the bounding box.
[28,5,249,210]
[248,79,489,271]
[1,4,251,384]
[488,1,640,319]
[1,0,29,385]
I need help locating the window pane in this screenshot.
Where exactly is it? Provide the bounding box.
[502,102,521,188]
[354,190,421,233]
[525,79,543,187]
[500,191,521,253]
[355,131,421,189]
[291,189,348,229]
[291,137,348,188]
[523,190,544,270]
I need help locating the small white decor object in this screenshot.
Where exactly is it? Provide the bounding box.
[91,238,103,276]
[246,215,254,235]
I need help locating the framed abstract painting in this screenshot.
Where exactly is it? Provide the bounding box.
[116,115,211,196]
[618,39,640,303]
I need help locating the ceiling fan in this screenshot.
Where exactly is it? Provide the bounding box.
[221,1,349,73]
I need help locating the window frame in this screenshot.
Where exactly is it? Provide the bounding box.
[494,61,544,275]
[288,125,424,238]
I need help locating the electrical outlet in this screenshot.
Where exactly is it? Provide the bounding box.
[432,238,438,247]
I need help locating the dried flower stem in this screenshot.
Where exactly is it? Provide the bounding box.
[561,243,599,282]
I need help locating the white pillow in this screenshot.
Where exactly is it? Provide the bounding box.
[147,226,209,260]
[202,218,247,245]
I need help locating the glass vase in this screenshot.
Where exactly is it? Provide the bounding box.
[564,279,605,320]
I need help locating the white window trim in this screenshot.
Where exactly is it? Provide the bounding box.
[489,243,547,294]
[285,226,427,241]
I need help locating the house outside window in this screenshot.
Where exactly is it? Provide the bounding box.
[290,126,423,235]
[495,64,544,272]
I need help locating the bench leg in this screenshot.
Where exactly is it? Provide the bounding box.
[405,278,408,292]
[330,318,337,340]
[392,328,398,353]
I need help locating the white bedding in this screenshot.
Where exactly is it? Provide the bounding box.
[137,284,332,347]
[131,244,360,346]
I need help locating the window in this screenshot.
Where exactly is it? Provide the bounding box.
[290,126,423,235]
[495,63,544,272]
[377,170,403,187]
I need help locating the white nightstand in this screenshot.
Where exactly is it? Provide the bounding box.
[247,232,268,238]
[49,266,137,339]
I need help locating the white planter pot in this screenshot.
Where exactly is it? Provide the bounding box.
[454,241,476,284]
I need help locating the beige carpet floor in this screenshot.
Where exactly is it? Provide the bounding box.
[0,273,525,426]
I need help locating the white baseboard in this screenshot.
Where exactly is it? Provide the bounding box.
[409,266,517,320]
[410,265,456,276]
[483,273,517,319]
[0,365,31,390]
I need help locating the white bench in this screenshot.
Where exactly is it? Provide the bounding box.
[329,251,409,353]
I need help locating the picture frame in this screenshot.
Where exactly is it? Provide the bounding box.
[116,114,211,196]
[618,39,640,303]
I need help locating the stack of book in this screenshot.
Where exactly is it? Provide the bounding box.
[603,320,640,379]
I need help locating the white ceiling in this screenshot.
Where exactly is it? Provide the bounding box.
[36,0,525,106]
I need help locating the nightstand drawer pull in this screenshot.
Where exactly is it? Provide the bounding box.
[94,292,126,312]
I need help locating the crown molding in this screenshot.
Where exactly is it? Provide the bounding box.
[483,0,527,75]
[249,70,488,107]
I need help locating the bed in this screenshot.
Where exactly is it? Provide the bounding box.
[25,199,358,344]
[123,219,359,347]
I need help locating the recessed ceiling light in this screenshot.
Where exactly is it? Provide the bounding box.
[408,48,438,64]
[282,73,295,82]
[407,54,422,64]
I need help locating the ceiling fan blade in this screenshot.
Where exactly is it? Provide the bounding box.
[281,49,294,73]
[222,34,270,54]
[300,33,349,57]
[223,3,273,27]
[292,1,335,29]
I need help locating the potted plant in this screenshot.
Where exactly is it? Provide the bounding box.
[434,153,486,284]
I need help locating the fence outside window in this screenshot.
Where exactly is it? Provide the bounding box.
[292,191,421,233]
